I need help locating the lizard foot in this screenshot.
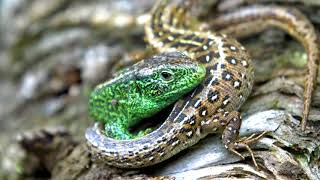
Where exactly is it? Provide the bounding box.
[227,131,268,170]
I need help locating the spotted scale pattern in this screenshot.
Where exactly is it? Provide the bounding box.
[86,0,319,168]
[210,5,319,131]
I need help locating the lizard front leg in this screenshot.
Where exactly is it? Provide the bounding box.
[104,122,133,140]
[104,121,154,140]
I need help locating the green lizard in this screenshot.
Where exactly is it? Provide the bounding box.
[88,52,205,140]
[86,0,318,168]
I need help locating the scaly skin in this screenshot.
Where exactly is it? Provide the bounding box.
[217,0,319,12]
[89,52,205,140]
[209,5,319,130]
[86,0,319,168]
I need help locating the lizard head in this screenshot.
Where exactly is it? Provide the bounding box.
[88,51,205,129]
[135,51,205,110]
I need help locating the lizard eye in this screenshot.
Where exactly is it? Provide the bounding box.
[160,71,174,81]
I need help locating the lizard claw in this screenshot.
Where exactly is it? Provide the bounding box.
[227,131,268,170]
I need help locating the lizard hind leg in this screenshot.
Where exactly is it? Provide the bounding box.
[219,111,267,169]
[211,5,319,131]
